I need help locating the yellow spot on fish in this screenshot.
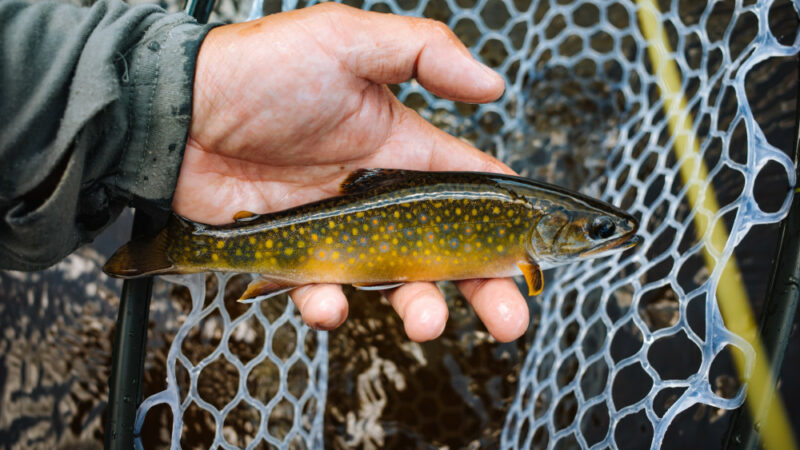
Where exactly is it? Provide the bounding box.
[363,224,369,231]
[392,238,398,245]
[436,256,442,262]
[255,251,262,259]
[493,206,500,214]
[401,246,407,253]
[332,251,339,260]
[298,241,306,248]
[472,208,478,216]
[329,221,336,229]
[483,216,490,222]
[212,254,219,261]
[216,241,225,249]
[357,212,364,218]
[394,211,400,218]
[311,234,318,241]
[507,210,514,217]
[318,250,326,259]
[325,237,333,244]
[497,245,504,252]
[282,231,288,238]
[285,248,293,256]
[270,257,277,265]
[266,239,273,249]
[359,253,366,260]
[348,257,355,264]
[235,249,242,256]
[456,208,462,215]
[249,237,256,245]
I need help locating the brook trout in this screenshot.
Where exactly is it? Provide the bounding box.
[104,169,640,301]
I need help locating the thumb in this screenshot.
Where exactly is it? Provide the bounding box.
[314,3,505,103]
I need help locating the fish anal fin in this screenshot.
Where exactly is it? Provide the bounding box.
[238,278,295,302]
[233,210,258,222]
[352,282,404,291]
[517,261,543,296]
[340,169,416,194]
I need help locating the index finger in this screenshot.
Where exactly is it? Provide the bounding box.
[366,99,517,175]
[311,3,505,103]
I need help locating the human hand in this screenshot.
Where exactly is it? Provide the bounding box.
[173,3,529,342]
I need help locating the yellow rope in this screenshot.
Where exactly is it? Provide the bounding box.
[635,2,797,448]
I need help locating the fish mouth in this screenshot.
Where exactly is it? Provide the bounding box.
[582,233,642,257]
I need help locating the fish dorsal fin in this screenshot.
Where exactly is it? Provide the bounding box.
[339,169,416,194]
[233,210,258,222]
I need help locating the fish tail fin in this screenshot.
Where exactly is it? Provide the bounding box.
[103,228,175,278]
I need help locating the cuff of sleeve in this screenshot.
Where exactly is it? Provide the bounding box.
[115,14,217,214]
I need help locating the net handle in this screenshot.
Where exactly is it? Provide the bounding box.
[104,2,215,448]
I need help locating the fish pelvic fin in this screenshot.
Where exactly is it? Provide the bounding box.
[103,229,175,278]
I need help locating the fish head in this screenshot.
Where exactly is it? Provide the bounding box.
[527,201,640,268]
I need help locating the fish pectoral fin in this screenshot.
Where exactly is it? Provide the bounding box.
[352,282,404,291]
[517,261,543,296]
[238,278,295,302]
[233,210,258,222]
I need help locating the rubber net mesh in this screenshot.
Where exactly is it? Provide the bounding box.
[135,0,800,448]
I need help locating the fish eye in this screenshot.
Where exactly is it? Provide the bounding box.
[589,216,616,240]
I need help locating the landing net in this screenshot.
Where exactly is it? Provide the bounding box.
[135,0,800,448]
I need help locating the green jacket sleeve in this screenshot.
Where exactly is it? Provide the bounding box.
[0,0,216,270]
